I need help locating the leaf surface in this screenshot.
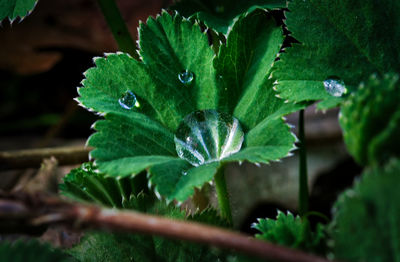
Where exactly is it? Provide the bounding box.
[171,0,286,34]
[339,73,400,166]
[332,159,400,261]
[0,240,74,262]
[62,171,224,262]
[0,0,38,22]
[253,211,326,254]
[79,11,298,203]
[273,0,400,107]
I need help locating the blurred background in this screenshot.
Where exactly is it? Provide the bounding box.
[0,0,361,242]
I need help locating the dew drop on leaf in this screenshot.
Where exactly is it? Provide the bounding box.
[178,70,194,85]
[323,78,347,97]
[174,109,244,166]
[118,90,139,109]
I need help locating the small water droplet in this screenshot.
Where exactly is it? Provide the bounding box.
[174,109,244,166]
[182,171,188,176]
[119,90,138,109]
[178,70,194,85]
[215,6,224,13]
[323,78,347,97]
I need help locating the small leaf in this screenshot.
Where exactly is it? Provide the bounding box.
[150,160,219,202]
[171,0,286,34]
[331,159,400,261]
[0,240,74,262]
[273,0,400,107]
[253,211,326,254]
[0,0,38,22]
[60,163,153,210]
[339,73,400,166]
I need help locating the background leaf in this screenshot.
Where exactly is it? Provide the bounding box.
[61,166,224,262]
[339,73,400,166]
[273,0,400,107]
[253,211,326,254]
[0,240,74,262]
[171,0,286,34]
[331,159,400,262]
[60,163,153,209]
[0,0,38,22]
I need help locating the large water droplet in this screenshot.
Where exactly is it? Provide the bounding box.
[178,70,194,85]
[323,78,347,97]
[118,90,139,109]
[174,110,244,166]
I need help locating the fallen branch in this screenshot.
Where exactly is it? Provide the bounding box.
[0,193,332,262]
[0,146,91,170]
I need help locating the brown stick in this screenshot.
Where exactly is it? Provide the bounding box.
[0,194,332,262]
[0,146,91,170]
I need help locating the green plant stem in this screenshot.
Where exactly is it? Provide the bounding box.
[298,109,309,216]
[96,0,138,59]
[214,165,232,225]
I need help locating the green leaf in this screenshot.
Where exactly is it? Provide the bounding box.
[331,159,400,262]
[189,207,229,228]
[339,73,400,166]
[79,11,298,203]
[214,9,303,128]
[79,11,218,132]
[60,163,154,210]
[67,232,156,262]
[0,0,38,22]
[0,240,74,262]
[226,118,296,163]
[67,198,223,262]
[88,112,177,176]
[253,211,326,254]
[139,13,219,123]
[273,0,400,107]
[171,0,286,34]
[150,160,219,202]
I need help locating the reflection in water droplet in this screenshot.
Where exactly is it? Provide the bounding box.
[174,109,244,166]
[119,90,138,109]
[323,78,347,97]
[178,70,194,85]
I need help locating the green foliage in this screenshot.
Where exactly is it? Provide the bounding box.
[0,0,38,22]
[339,73,400,166]
[0,240,75,262]
[331,159,400,262]
[77,10,299,203]
[61,164,227,262]
[273,0,400,108]
[171,0,286,34]
[68,230,221,262]
[59,163,153,209]
[252,211,326,254]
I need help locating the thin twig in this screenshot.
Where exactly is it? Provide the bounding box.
[0,146,91,170]
[0,193,333,262]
